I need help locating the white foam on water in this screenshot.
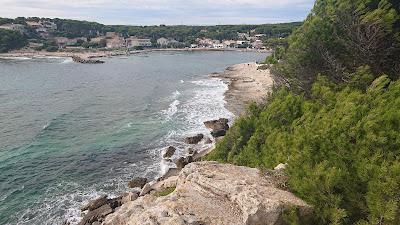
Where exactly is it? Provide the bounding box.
[185,78,233,134]
[172,90,181,98]
[33,56,66,59]
[15,77,233,225]
[162,99,180,119]
[0,56,32,60]
[152,77,233,178]
[61,57,73,64]
[16,160,149,225]
[162,90,182,120]
[42,122,50,130]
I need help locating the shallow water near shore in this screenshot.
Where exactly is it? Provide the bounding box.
[0,51,265,225]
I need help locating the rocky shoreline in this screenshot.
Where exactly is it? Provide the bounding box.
[67,62,296,225]
[70,118,231,225]
[71,56,105,64]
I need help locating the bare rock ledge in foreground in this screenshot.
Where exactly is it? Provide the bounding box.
[103,161,312,225]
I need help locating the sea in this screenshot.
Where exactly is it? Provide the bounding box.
[0,51,265,225]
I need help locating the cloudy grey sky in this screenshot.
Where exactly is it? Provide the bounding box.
[0,0,315,25]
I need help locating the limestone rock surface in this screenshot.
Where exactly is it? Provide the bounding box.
[103,161,312,225]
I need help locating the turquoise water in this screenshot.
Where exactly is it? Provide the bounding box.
[0,51,265,225]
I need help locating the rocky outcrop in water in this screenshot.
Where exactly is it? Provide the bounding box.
[72,56,104,64]
[184,134,204,144]
[204,118,230,138]
[102,161,313,225]
[78,195,128,225]
[204,118,229,131]
[163,146,176,158]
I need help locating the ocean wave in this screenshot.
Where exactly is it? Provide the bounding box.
[33,56,66,59]
[42,122,50,130]
[0,56,32,60]
[61,57,73,64]
[162,100,180,119]
[172,90,181,98]
[15,159,151,225]
[190,78,226,87]
[183,78,233,134]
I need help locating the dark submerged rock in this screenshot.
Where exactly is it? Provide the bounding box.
[163,146,176,158]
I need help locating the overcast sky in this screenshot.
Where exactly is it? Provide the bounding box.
[0,0,315,25]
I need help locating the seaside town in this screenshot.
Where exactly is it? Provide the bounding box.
[0,18,281,52]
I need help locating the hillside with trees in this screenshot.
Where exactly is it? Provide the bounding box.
[0,29,28,53]
[110,23,301,43]
[206,0,400,224]
[0,16,301,52]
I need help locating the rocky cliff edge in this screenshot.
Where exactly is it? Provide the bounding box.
[102,161,312,225]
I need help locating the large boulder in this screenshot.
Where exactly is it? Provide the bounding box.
[81,195,108,211]
[78,204,113,225]
[163,146,176,158]
[204,118,229,131]
[128,177,148,189]
[103,162,313,225]
[184,134,204,144]
[139,181,157,196]
[175,155,194,169]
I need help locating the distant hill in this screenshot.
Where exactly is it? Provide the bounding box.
[0,17,302,52]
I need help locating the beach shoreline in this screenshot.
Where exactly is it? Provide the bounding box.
[212,62,274,116]
[145,62,275,180]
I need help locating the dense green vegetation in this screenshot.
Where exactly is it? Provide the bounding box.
[0,16,301,44]
[277,0,400,91]
[110,23,302,43]
[51,18,107,38]
[0,17,301,52]
[207,0,400,224]
[0,29,27,53]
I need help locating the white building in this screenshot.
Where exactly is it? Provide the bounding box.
[213,44,225,49]
[254,34,266,38]
[237,40,250,45]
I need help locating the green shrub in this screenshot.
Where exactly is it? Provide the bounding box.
[207,73,400,224]
[154,187,176,197]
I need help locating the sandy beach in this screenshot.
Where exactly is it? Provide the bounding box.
[212,62,274,116]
